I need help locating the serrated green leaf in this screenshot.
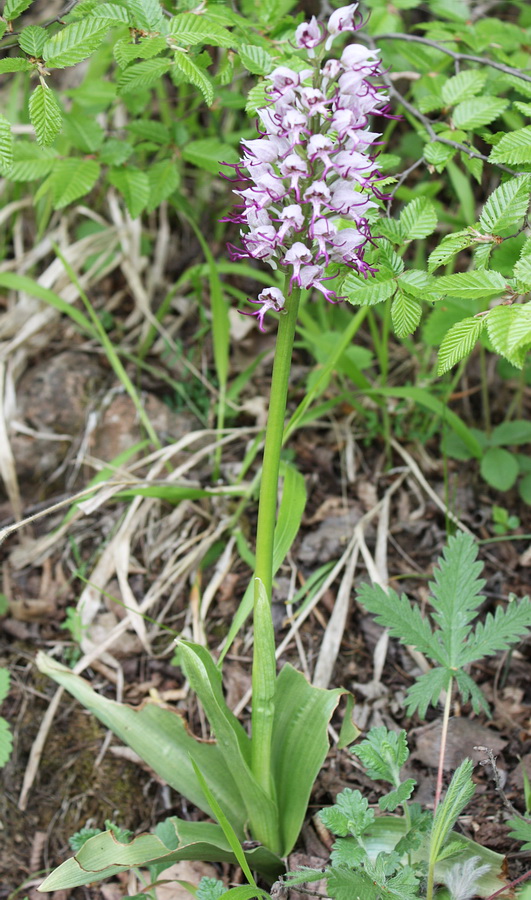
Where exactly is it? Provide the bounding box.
[514,255,531,291]
[428,230,478,272]
[424,140,456,169]
[98,139,133,166]
[239,43,273,75]
[43,18,109,68]
[353,727,410,786]
[507,817,531,851]
[3,0,33,19]
[48,158,100,207]
[113,35,166,67]
[181,137,238,175]
[486,303,531,366]
[63,110,104,152]
[479,176,531,234]
[431,759,475,864]
[391,290,422,337]
[344,272,396,306]
[29,84,63,147]
[489,126,531,165]
[329,838,366,868]
[437,316,485,374]
[245,82,267,116]
[379,780,416,812]
[0,57,33,73]
[441,70,487,106]
[90,2,130,23]
[172,50,213,106]
[126,0,164,29]
[327,868,378,900]
[437,270,506,299]
[461,151,483,184]
[0,115,13,175]
[0,669,10,704]
[399,197,437,240]
[376,217,405,244]
[453,97,508,130]
[127,119,170,144]
[9,142,57,181]
[117,57,171,93]
[108,167,150,218]
[168,12,236,49]
[514,100,531,116]
[460,598,531,665]
[18,24,47,56]
[357,583,442,663]
[480,446,519,491]
[0,717,13,769]
[404,668,453,718]
[319,789,374,838]
[399,269,440,299]
[147,158,179,211]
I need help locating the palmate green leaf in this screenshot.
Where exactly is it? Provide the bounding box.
[239,43,273,75]
[108,167,150,218]
[429,532,486,662]
[28,85,62,147]
[117,58,172,93]
[319,789,374,838]
[0,115,13,175]
[437,270,506,299]
[42,18,110,68]
[452,97,508,130]
[45,158,100,208]
[399,196,437,239]
[486,303,531,367]
[489,126,531,165]
[391,292,422,337]
[3,0,33,19]
[18,24,47,56]
[441,69,486,106]
[0,57,33,73]
[437,316,485,374]
[272,665,344,854]
[378,780,416,812]
[479,176,531,234]
[344,271,396,306]
[459,598,531,666]
[357,583,443,663]
[353,727,410,786]
[480,446,519,490]
[168,12,236,49]
[404,667,453,718]
[39,818,282,890]
[172,50,214,106]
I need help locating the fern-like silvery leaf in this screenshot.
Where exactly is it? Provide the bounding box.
[437,316,485,375]
[428,532,486,666]
[404,667,452,718]
[458,598,531,666]
[29,85,63,146]
[353,727,410,785]
[357,583,444,663]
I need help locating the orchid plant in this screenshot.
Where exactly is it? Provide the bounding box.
[37,4,393,891]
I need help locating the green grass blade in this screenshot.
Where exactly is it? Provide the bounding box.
[0,272,96,335]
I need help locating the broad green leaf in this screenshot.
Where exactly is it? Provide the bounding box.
[127,119,170,144]
[29,85,63,146]
[344,271,396,306]
[428,230,478,272]
[3,0,33,19]
[398,269,440,300]
[0,115,13,175]
[514,101,531,116]
[117,58,171,93]
[62,110,104,152]
[320,788,374,838]
[441,70,486,106]
[182,137,238,175]
[147,158,180,211]
[436,270,506,299]
[272,665,344,854]
[0,57,33,73]
[90,2,131,23]
[18,24,47,55]
[452,97,508,130]
[168,12,236,48]
[489,126,531,165]
[424,140,455,169]
[480,446,519,491]
[490,420,531,446]
[43,18,109,68]
[173,50,214,106]
[239,44,273,75]
[399,197,437,239]
[177,641,280,852]
[514,255,531,291]
[9,143,57,181]
[437,316,485,374]
[108,167,150,218]
[35,652,248,829]
[99,138,133,166]
[47,158,100,208]
[273,464,306,573]
[39,819,282,890]
[245,82,268,116]
[126,0,164,29]
[461,151,483,184]
[391,290,422,337]
[113,35,167,67]
[479,176,531,234]
[486,303,531,367]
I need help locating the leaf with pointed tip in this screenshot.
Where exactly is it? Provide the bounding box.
[29,85,62,146]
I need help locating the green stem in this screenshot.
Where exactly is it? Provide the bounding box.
[426,678,454,900]
[251,279,301,794]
